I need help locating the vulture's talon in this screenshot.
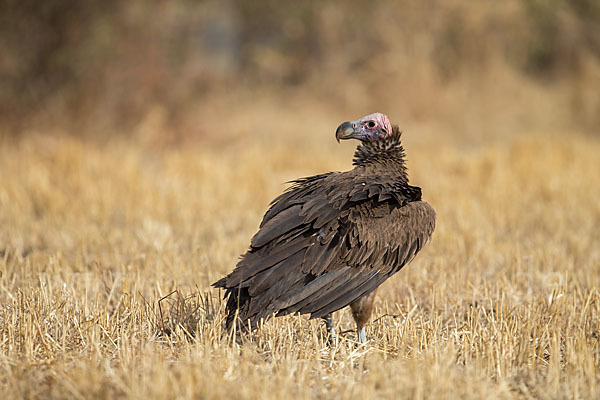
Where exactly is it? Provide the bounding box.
[357,327,367,344]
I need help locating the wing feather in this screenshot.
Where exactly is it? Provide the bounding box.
[308,273,389,319]
[251,204,305,248]
[271,267,351,311]
[226,236,311,286]
[213,168,436,330]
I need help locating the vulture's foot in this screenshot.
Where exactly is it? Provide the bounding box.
[350,290,376,345]
[322,313,337,345]
[357,326,367,344]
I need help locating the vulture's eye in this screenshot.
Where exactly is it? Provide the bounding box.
[367,121,376,128]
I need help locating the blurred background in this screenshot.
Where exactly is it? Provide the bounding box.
[2,0,599,143]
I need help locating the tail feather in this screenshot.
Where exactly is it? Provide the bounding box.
[214,274,262,331]
[222,285,255,331]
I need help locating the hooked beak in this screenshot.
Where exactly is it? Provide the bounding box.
[335,121,356,143]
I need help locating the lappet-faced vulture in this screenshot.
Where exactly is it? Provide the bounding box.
[213,113,436,343]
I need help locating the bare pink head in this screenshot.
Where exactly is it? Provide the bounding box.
[335,113,393,142]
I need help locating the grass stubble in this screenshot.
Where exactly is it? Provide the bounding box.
[0,119,599,399]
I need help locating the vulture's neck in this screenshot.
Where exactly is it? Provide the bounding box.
[352,127,408,180]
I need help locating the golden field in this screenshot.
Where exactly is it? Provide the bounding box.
[0,104,599,399]
[2,1,600,398]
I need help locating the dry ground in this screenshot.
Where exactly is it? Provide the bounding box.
[0,117,599,399]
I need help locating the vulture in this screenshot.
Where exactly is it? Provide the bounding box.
[213,113,435,343]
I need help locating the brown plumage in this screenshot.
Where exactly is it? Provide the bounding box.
[213,113,436,343]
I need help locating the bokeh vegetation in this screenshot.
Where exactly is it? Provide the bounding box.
[1,0,599,137]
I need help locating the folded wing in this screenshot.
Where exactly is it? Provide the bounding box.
[213,172,435,330]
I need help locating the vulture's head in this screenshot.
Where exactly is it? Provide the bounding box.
[336,113,393,143]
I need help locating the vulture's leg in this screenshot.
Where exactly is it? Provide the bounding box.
[349,289,378,344]
[322,313,336,344]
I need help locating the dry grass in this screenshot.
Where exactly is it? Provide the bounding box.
[1,115,599,399]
